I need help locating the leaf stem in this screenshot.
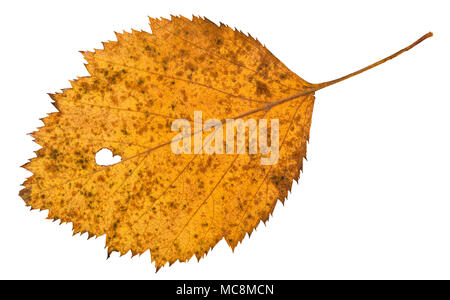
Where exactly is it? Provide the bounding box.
[256,32,432,115]
[314,32,433,90]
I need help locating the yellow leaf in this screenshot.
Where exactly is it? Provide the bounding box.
[19,15,432,270]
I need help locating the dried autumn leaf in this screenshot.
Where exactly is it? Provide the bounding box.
[19,15,432,270]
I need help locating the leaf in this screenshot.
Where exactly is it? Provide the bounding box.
[19,15,432,270]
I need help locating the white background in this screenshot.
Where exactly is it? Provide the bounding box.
[1,0,449,279]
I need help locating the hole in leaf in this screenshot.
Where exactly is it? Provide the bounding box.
[95,148,122,166]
